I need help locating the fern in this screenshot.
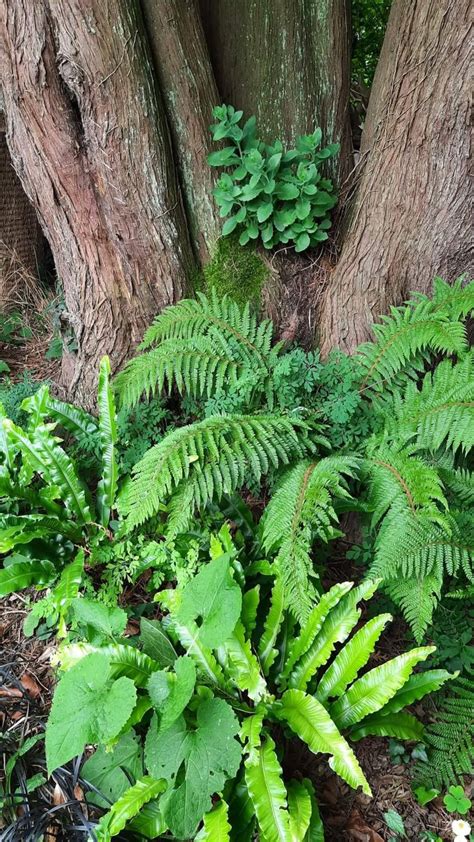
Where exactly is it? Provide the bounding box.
[385,574,442,643]
[414,677,474,788]
[124,414,315,530]
[115,292,278,409]
[262,456,359,622]
[358,286,470,391]
[382,354,474,454]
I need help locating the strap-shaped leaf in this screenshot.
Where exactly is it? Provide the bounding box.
[282,582,353,681]
[45,395,98,438]
[316,614,392,702]
[241,585,260,636]
[258,578,285,674]
[5,421,91,523]
[0,559,55,597]
[0,513,80,552]
[349,711,424,742]
[219,621,267,701]
[288,581,380,691]
[302,779,325,842]
[57,642,162,688]
[97,356,118,526]
[169,618,227,687]
[277,689,371,795]
[244,735,291,842]
[330,647,435,729]
[95,776,166,841]
[287,779,312,841]
[374,668,455,716]
[197,800,231,841]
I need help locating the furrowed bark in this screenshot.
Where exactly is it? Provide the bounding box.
[141,0,220,264]
[199,0,352,184]
[0,0,194,403]
[318,0,473,354]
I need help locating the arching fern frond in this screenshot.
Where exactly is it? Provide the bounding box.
[262,456,359,622]
[430,275,474,321]
[381,354,474,455]
[385,573,442,643]
[358,286,471,391]
[125,415,314,531]
[114,293,280,409]
[414,677,474,788]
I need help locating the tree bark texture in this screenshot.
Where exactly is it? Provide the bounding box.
[199,0,352,184]
[318,0,473,355]
[0,0,194,402]
[141,0,220,265]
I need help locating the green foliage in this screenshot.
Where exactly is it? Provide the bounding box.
[383,809,406,839]
[113,280,473,640]
[414,678,474,789]
[0,373,41,425]
[443,785,472,815]
[352,0,392,87]
[208,105,338,252]
[47,557,450,839]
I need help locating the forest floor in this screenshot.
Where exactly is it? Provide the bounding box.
[0,340,468,842]
[0,579,461,841]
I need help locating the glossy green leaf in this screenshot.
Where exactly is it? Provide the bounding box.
[97,356,118,526]
[220,620,267,701]
[349,711,425,742]
[374,669,455,716]
[244,735,291,842]
[258,577,285,674]
[197,800,231,841]
[277,689,371,795]
[287,779,312,841]
[0,559,55,597]
[316,614,392,702]
[94,776,166,841]
[330,647,435,729]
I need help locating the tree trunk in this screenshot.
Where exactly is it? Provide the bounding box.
[199,0,352,184]
[318,0,473,355]
[141,0,220,265]
[0,0,194,403]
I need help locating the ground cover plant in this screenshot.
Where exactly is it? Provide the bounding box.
[0,281,472,840]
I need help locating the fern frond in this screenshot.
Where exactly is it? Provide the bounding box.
[114,293,281,409]
[414,677,474,788]
[385,574,442,642]
[431,275,474,321]
[358,290,468,391]
[382,355,474,455]
[125,415,313,530]
[262,456,359,622]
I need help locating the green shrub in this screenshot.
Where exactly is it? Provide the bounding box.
[46,554,453,840]
[0,373,41,425]
[208,104,339,252]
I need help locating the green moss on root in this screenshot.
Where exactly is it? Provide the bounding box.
[199,236,268,307]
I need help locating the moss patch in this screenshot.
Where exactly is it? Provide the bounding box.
[199,235,268,308]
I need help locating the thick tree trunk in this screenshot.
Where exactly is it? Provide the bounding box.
[141,0,220,265]
[0,0,194,402]
[199,0,352,184]
[318,0,473,355]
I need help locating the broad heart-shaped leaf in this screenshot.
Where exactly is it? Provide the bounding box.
[244,735,291,842]
[46,653,137,774]
[287,779,312,840]
[145,697,241,839]
[81,731,143,808]
[176,555,242,648]
[140,617,177,667]
[0,559,55,597]
[372,668,455,716]
[329,646,435,729]
[282,582,353,680]
[316,614,392,702]
[147,656,196,732]
[94,776,166,841]
[348,711,425,742]
[276,689,371,795]
[71,598,127,642]
[196,799,231,841]
[97,356,118,527]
